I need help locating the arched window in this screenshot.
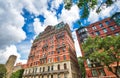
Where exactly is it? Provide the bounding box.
[58,64,60,70]
[64,63,67,69]
[51,75,53,78]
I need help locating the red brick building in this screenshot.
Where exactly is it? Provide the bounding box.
[23,22,80,78]
[76,12,120,77]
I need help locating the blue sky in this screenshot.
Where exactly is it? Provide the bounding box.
[0,0,120,64]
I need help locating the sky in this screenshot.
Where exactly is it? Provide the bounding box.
[0,0,120,64]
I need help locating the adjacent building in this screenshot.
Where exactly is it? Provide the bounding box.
[12,62,27,73]
[5,55,17,78]
[23,22,80,78]
[76,12,120,77]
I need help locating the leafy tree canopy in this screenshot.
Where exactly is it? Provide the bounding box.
[82,36,120,77]
[64,0,116,18]
[10,69,24,78]
[0,64,7,78]
[78,57,86,78]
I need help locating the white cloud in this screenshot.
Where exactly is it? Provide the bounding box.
[1,0,119,64]
[0,45,26,64]
[0,0,26,49]
[0,0,27,64]
[44,10,58,26]
[88,8,99,24]
[33,18,46,35]
[51,0,63,10]
[88,1,120,23]
[72,31,82,57]
[0,45,18,64]
[59,4,80,29]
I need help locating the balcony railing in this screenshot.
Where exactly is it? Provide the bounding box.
[23,69,69,76]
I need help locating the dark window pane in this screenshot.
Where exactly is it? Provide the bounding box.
[109,26,115,31]
[98,69,106,76]
[63,55,66,60]
[92,69,98,76]
[103,28,107,33]
[58,64,60,70]
[99,23,103,27]
[57,57,60,61]
[64,63,67,69]
[92,26,97,30]
[105,21,110,26]
[95,31,100,35]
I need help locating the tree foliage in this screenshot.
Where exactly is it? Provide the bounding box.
[64,0,116,18]
[78,57,86,78]
[10,69,24,78]
[0,64,7,78]
[82,36,120,77]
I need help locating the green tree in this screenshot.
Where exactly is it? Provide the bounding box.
[78,57,86,78]
[0,64,7,78]
[10,69,24,78]
[82,36,120,78]
[64,0,116,18]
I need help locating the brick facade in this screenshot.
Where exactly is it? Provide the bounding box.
[23,22,81,78]
[76,12,120,77]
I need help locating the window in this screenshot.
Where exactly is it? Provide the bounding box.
[30,63,32,66]
[92,26,97,30]
[29,69,31,73]
[91,32,94,35]
[92,69,98,76]
[99,23,103,27]
[57,57,60,61]
[58,74,60,78]
[25,70,27,74]
[110,26,115,31]
[51,51,54,54]
[87,59,91,67]
[103,28,107,33]
[63,48,65,52]
[51,65,54,71]
[58,64,60,70]
[95,31,100,35]
[64,63,67,69]
[64,74,67,78]
[48,66,50,71]
[63,55,66,60]
[51,75,53,78]
[35,68,37,73]
[39,67,41,72]
[48,58,51,63]
[51,58,53,62]
[98,69,106,76]
[43,67,45,72]
[115,32,119,36]
[105,21,110,26]
[47,75,49,78]
[115,66,120,74]
[48,52,50,55]
[113,17,116,20]
[57,49,60,54]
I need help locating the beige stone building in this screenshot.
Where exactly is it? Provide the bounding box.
[5,55,17,78]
